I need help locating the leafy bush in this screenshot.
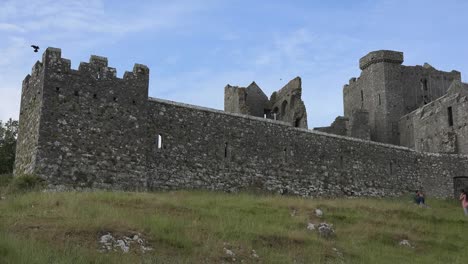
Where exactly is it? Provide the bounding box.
[0,119,18,175]
[0,174,12,188]
[7,174,44,193]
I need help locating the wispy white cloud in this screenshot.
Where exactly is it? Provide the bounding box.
[0,0,215,122]
[0,23,25,33]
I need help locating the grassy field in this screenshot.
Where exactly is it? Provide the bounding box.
[0,176,467,263]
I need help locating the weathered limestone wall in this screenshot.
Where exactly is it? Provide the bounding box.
[14,61,45,175]
[147,98,468,198]
[399,81,468,154]
[313,116,349,136]
[224,82,268,117]
[224,85,249,115]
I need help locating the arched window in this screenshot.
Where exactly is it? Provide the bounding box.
[281,100,288,115]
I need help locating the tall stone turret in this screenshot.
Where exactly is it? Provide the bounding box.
[343,50,460,144]
[15,47,150,189]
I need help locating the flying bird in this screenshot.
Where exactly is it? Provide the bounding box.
[31,45,39,52]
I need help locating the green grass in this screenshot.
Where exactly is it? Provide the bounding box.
[0,190,467,263]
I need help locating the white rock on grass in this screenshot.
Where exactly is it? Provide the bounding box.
[98,232,152,254]
[307,223,315,230]
[100,233,114,244]
[315,209,323,217]
[115,239,129,253]
[332,247,343,257]
[224,248,235,257]
[251,249,259,258]
[317,222,335,238]
[399,239,414,248]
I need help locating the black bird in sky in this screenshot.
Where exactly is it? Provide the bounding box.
[31,45,39,52]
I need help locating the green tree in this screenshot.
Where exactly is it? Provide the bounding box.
[0,118,18,174]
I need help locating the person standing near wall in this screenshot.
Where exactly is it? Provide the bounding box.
[459,190,468,216]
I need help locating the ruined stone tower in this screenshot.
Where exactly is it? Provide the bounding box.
[224,77,308,128]
[341,50,461,145]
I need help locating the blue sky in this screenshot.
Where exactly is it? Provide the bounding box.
[1,0,468,127]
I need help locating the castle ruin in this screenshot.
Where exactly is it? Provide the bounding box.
[14,47,468,198]
[224,77,308,128]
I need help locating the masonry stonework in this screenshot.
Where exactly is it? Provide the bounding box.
[14,48,468,198]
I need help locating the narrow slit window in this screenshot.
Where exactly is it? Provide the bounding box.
[360,90,364,101]
[378,94,381,105]
[448,106,453,126]
[157,134,162,149]
[283,147,287,163]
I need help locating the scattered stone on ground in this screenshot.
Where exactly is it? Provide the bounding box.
[332,247,343,257]
[251,249,259,258]
[315,209,323,217]
[0,196,5,200]
[224,248,235,257]
[98,232,153,253]
[317,222,335,238]
[223,247,236,262]
[307,223,315,230]
[399,239,414,248]
[290,209,297,217]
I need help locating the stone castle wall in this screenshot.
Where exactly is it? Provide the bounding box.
[146,98,468,198]
[14,48,468,198]
[400,81,468,154]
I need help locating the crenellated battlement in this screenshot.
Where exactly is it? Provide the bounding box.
[37,47,149,82]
